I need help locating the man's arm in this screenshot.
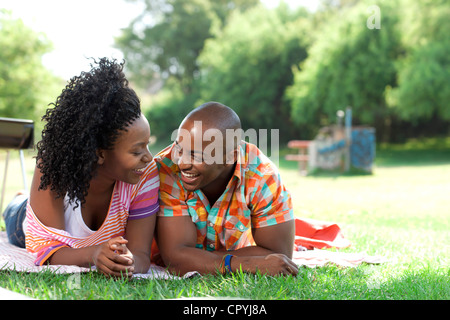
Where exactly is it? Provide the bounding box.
[156,216,224,275]
[232,162,296,260]
[220,220,295,257]
[251,220,295,258]
[223,220,297,275]
[218,220,295,258]
[156,216,298,276]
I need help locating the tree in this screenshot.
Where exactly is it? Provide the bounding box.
[0,10,59,123]
[115,0,258,93]
[386,0,450,124]
[286,0,403,141]
[197,4,310,141]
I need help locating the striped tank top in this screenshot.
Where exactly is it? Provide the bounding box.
[25,160,160,266]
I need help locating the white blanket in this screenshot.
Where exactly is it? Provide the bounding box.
[0,232,197,279]
[0,232,384,278]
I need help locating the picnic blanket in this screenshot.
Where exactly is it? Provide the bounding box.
[292,217,385,267]
[0,232,197,279]
[0,218,384,277]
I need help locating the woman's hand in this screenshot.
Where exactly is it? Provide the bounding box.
[92,236,135,278]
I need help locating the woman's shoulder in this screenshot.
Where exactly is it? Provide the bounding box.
[120,160,159,200]
[139,160,160,188]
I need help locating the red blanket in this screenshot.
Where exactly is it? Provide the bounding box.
[294,217,351,250]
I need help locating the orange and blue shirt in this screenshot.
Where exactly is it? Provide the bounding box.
[155,141,293,252]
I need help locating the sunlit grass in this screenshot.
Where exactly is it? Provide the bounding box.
[0,143,449,300]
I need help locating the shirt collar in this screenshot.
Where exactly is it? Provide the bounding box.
[228,141,248,187]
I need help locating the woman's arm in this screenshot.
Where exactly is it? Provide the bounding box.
[28,166,135,276]
[49,237,134,277]
[29,166,65,229]
[123,214,156,274]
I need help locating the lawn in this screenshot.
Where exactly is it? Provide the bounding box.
[0,139,449,301]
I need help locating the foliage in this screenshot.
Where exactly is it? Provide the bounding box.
[286,0,450,141]
[145,79,199,148]
[197,4,310,141]
[115,0,259,92]
[116,0,450,143]
[286,0,403,138]
[3,1,448,144]
[0,10,60,122]
[386,0,450,122]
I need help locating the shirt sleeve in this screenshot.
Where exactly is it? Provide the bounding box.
[25,201,70,266]
[128,160,160,220]
[157,164,190,217]
[249,166,294,228]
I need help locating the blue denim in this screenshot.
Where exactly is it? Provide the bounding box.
[2,194,27,248]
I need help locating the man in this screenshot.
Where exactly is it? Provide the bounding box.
[155,101,298,276]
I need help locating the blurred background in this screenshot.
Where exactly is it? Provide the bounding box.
[1,0,449,147]
[1,1,449,297]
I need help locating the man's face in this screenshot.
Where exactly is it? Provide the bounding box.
[173,120,232,192]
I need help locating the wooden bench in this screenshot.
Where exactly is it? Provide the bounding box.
[285,140,311,175]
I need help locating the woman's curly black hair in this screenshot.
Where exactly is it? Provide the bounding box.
[36,58,141,205]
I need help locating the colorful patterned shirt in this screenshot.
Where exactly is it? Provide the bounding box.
[25,160,160,266]
[155,141,293,251]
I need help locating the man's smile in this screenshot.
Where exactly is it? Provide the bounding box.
[181,171,200,179]
[180,171,202,187]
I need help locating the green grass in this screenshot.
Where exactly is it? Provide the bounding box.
[0,139,449,300]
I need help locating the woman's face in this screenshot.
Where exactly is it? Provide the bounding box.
[98,114,153,185]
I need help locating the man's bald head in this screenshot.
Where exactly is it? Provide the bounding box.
[175,102,243,165]
[183,101,241,133]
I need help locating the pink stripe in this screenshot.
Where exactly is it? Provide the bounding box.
[25,160,159,265]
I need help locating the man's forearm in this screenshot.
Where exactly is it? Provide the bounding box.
[217,245,295,274]
[164,245,291,276]
[218,244,275,257]
[163,246,225,275]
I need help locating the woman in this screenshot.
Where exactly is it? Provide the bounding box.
[3,58,159,277]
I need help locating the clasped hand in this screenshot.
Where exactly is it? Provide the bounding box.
[92,236,135,278]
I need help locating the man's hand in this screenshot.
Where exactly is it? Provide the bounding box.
[261,253,299,276]
[232,253,299,276]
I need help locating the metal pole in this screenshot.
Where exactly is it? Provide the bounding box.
[19,149,28,191]
[345,107,352,172]
[1,150,10,214]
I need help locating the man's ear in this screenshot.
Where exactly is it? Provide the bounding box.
[96,149,105,165]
